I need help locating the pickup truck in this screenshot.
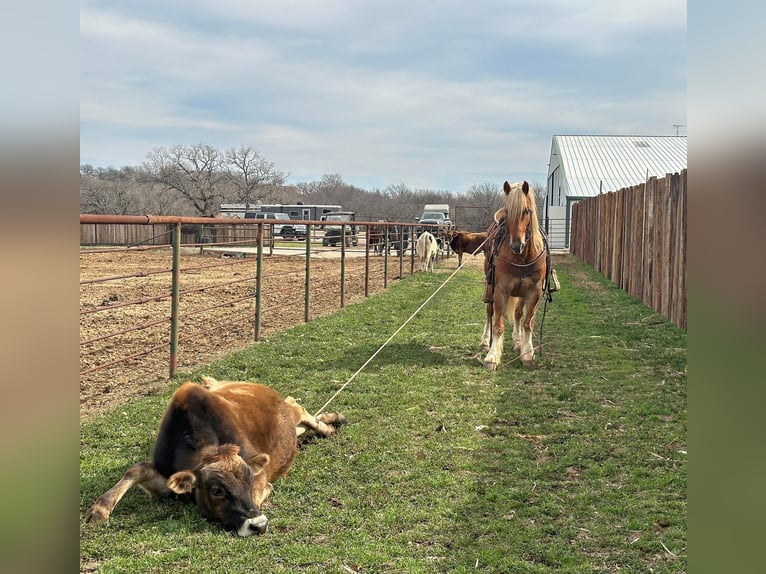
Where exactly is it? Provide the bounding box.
[321,212,358,247]
[246,212,307,239]
[417,210,454,235]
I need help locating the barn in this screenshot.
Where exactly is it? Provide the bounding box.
[543,135,687,248]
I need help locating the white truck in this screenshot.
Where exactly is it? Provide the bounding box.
[417,203,454,236]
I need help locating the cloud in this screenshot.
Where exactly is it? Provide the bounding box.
[80,0,686,190]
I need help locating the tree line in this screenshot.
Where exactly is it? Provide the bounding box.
[80,143,544,231]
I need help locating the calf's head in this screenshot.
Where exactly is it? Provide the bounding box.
[167,444,271,537]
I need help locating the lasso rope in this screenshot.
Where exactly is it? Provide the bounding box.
[314,237,491,417]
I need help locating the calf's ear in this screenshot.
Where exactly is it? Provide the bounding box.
[168,470,197,494]
[245,453,271,474]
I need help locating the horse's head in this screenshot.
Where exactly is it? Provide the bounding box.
[503,180,541,255]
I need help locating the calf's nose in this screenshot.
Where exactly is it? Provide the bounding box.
[238,514,269,537]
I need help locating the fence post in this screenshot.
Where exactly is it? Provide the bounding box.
[169,222,181,378]
[340,224,346,307]
[398,225,404,278]
[364,225,370,297]
[383,225,389,288]
[255,223,263,341]
[304,224,311,322]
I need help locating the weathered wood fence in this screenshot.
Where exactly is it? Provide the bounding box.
[570,170,686,330]
[79,223,269,246]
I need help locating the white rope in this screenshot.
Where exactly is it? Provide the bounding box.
[314,236,490,417]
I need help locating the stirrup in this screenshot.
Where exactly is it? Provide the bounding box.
[548,268,560,292]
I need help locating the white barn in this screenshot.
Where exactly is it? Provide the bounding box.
[544,135,687,248]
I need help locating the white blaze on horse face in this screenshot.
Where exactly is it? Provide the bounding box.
[509,212,531,254]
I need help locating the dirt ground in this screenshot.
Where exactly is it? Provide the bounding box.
[80,246,463,418]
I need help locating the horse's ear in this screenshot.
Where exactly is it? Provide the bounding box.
[522,181,529,194]
[503,181,511,194]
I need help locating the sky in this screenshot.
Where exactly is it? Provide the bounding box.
[79,0,687,193]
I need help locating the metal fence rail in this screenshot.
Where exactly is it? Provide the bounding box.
[80,215,450,410]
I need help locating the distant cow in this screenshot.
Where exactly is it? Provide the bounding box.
[389,226,410,255]
[416,231,438,272]
[368,223,385,255]
[369,223,409,256]
[85,376,346,536]
[449,231,490,266]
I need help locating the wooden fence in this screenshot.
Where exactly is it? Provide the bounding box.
[570,170,686,330]
[80,223,270,246]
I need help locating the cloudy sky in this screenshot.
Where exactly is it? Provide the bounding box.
[80,0,686,192]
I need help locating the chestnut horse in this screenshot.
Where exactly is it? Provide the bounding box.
[481,180,546,370]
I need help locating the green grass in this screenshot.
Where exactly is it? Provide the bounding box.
[80,255,686,573]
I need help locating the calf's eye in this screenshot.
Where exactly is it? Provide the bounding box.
[210,486,225,497]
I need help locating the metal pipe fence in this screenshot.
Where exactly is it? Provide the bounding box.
[80,215,451,411]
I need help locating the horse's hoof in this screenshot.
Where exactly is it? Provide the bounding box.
[480,343,490,352]
[483,360,498,371]
[521,359,535,369]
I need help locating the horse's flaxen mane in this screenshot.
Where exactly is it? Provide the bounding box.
[503,181,543,254]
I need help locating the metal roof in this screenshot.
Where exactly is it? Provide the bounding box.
[551,135,687,198]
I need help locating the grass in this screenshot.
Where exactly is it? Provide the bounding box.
[80,255,686,573]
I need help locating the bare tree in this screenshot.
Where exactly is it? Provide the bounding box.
[80,166,141,215]
[144,144,227,216]
[453,182,503,231]
[223,146,288,204]
[531,181,546,223]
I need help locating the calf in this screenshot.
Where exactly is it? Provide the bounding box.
[449,231,490,266]
[85,376,345,536]
[416,231,438,272]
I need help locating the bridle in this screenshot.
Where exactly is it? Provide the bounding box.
[490,208,546,279]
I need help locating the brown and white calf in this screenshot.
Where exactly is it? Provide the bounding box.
[415,231,438,272]
[85,376,345,536]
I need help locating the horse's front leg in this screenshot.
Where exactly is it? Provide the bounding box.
[510,296,523,352]
[519,291,542,367]
[480,301,493,351]
[483,296,506,371]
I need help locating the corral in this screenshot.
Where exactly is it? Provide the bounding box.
[80,241,429,416]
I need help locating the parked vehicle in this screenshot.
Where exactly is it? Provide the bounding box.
[247,212,307,239]
[417,203,454,239]
[321,212,358,247]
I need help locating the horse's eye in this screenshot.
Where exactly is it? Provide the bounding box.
[209,486,225,497]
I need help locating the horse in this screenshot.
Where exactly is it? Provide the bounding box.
[481,180,547,370]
